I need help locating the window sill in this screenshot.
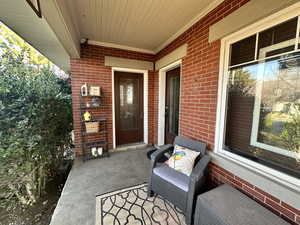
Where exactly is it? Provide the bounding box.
[210,149,300,193]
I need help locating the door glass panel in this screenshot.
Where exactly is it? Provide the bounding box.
[119,78,138,131]
[168,76,180,135]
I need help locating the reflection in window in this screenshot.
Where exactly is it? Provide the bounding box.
[225,56,300,178]
[251,53,300,158]
[224,16,300,178]
[230,35,256,66]
[258,18,298,59]
[168,76,180,135]
[229,17,299,67]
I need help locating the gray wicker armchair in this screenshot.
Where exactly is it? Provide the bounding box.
[148,136,210,225]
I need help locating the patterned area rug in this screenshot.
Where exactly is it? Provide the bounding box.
[95,183,186,225]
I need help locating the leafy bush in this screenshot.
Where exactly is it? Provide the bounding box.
[0,48,72,207]
[281,111,300,162]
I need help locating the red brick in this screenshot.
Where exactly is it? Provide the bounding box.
[235,176,254,189]
[296,216,300,224]
[254,187,280,204]
[281,202,300,215]
[266,199,295,221]
[263,203,282,217]
[243,185,265,202]
[280,214,298,225]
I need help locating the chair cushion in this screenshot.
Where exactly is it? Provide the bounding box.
[167,145,200,176]
[153,164,189,192]
[174,136,206,155]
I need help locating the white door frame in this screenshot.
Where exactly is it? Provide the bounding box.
[112,67,148,149]
[157,60,182,146]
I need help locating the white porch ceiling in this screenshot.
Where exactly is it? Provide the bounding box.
[66,0,224,54]
[0,0,224,71]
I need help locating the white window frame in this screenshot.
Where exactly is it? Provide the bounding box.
[250,38,300,159]
[214,2,300,191]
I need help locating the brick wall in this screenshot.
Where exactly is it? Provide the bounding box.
[70,44,155,156]
[151,0,300,223]
[153,0,251,150]
[210,163,300,224]
[148,70,157,144]
[70,0,300,223]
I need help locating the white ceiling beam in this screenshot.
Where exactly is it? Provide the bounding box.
[40,0,81,58]
[0,0,71,71]
[88,40,155,55]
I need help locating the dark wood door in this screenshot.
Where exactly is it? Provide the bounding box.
[165,67,181,144]
[115,72,143,146]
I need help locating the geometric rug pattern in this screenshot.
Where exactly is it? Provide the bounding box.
[96,183,186,225]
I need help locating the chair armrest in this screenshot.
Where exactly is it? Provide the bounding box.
[148,144,174,197]
[190,154,211,182]
[150,144,173,166]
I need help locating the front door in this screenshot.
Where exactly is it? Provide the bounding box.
[115,72,143,146]
[165,67,181,144]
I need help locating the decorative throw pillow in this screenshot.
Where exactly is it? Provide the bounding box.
[167,145,200,176]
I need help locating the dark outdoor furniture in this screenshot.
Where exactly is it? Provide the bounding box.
[148,136,210,225]
[146,146,160,160]
[194,184,290,225]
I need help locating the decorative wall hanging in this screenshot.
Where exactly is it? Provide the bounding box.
[83,111,91,121]
[85,122,99,133]
[90,86,101,96]
[91,97,100,107]
[81,83,88,96]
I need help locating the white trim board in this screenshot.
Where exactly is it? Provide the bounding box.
[155,44,187,70]
[105,56,153,71]
[157,60,182,146]
[88,40,155,54]
[214,3,300,198]
[111,67,149,149]
[41,0,80,58]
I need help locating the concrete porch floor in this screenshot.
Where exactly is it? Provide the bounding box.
[49,148,151,225]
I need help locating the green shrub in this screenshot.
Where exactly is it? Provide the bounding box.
[280,111,300,161]
[0,49,72,207]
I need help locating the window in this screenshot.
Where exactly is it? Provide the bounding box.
[221,16,300,179]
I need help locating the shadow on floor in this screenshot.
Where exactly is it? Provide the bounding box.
[49,148,151,225]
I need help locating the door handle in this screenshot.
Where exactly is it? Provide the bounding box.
[165,106,169,117]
